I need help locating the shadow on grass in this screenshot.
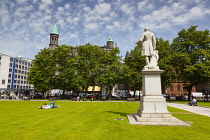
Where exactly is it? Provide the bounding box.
[107,111,130,117]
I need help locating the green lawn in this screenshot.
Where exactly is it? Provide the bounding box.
[0,101,210,140]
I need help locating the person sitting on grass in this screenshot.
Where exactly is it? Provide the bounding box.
[38,102,60,109]
[189,98,197,106]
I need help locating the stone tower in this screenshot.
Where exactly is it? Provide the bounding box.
[106,37,114,48]
[49,24,59,50]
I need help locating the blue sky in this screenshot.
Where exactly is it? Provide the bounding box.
[0,0,210,59]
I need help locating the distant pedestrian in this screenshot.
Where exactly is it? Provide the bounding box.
[77,96,80,101]
[189,98,197,106]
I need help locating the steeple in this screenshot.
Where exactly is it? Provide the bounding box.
[106,37,114,48]
[51,24,58,34]
[49,24,59,50]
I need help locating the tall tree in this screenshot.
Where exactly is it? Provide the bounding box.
[27,48,56,93]
[52,44,79,93]
[76,43,102,92]
[123,46,145,97]
[171,26,210,100]
[156,38,176,93]
[98,47,122,97]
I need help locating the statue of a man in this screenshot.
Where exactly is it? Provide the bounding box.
[136,27,159,69]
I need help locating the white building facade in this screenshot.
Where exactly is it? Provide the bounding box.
[0,53,33,91]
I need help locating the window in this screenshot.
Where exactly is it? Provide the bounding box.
[8,80,11,83]
[15,75,17,78]
[8,74,11,77]
[0,56,1,60]
[9,69,12,72]
[170,86,173,91]
[10,58,13,61]
[10,63,12,67]
[2,79,5,85]
[177,85,180,91]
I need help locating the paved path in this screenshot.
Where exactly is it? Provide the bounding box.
[167,103,210,117]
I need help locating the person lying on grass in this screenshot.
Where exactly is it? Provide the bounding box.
[38,102,60,109]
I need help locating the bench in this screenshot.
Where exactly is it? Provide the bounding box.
[72,97,78,101]
[127,98,135,101]
[49,96,57,101]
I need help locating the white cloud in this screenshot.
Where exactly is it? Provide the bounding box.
[64,3,70,9]
[70,32,78,39]
[83,7,91,12]
[39,0,53,10]
[97,0,104,3]
[121,3,134,15]
[138,0,154,12]
[32,0,37,3]
[58,7,64,13]
[41,0,53,5]
[102,16,112,22]
[16,0,27,4]
[172,5,209,24]
[73,17,80,22]
[138,0,147,10]
[85,22,99,31]
[94,3,111,15]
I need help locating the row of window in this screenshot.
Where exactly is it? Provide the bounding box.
[7,85,31,89]
[8,80,28,84]
[8,74,27,79]
[170,85,187,91]
[10,58,31,66]
[9,69,28,74]
[9,63,30,70]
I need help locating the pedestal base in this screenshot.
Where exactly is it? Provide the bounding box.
[127,114,190,126]
[127,69,190,126]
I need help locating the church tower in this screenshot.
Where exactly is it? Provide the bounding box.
[49,24,59,50]
[106,37,114,48]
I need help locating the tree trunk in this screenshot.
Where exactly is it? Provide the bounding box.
[187,84,193,101]
[92,85,95,93]
[133,90,136,98]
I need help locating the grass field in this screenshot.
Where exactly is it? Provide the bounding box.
[0,101,210,140]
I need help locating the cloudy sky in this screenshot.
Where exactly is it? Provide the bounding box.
[0,0,210,59]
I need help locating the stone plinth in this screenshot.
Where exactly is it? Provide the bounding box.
[127,69,190,126]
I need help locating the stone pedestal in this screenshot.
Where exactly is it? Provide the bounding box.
[127,69,190,126]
